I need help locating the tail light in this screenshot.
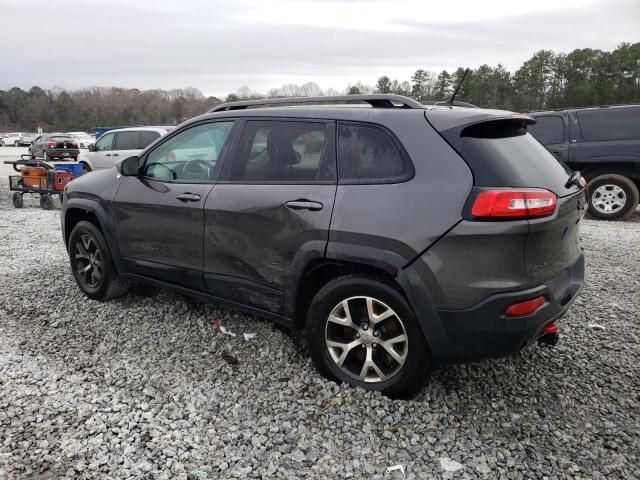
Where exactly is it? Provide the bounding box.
[471,189,557,219]
[46,141,56,148]
[504,295,547,317]
[71,141,79,148]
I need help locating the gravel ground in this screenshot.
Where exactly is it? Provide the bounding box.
[0,179,638,479]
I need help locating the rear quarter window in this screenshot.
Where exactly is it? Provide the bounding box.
[577,108,640,141]
[337,123,413,184]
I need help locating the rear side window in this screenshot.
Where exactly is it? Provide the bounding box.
[138,130,161,149]
[577,108,640,141]
[114,131,139,150]
[460,121,574,196]
[338,123,412,184]
[528,116,564,144]
[229,120,332,182]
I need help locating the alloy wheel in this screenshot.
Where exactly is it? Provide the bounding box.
[74,234,104,289]
[592,184,626,214]
[325,296,408,383]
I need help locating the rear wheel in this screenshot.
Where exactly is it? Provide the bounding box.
[305,275,431,398]
[68,220,127,300]
[587,174,639,221]
[12,193,23,208]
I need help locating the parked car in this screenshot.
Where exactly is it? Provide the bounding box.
[1,132,33,147]
[529,105,640,220]
[66,132,96,149]
[77,127,170,173]
[29,133,80,160]
[62,95,586,397]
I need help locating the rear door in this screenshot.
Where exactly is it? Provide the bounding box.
[203,118,337,314]
[528,114,569,163]
[114,120,236,291]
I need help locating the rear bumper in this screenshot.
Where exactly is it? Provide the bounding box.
[397,253,584,363]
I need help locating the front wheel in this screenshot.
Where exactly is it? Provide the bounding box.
[68,221,127,300]
[587,174,639,221]
[39,194,54,210]
[305,275,431,398]
[12,192,23,208]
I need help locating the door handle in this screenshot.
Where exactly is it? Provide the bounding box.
[105,154,111,157]
[113,153,119,157]
[285,200,323,211]
[176,193,201,202]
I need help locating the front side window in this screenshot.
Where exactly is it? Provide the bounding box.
[95,133,114,151]
[229,120,330,182]
[143,121,234,182]
[528,116,564,144]
[114,131,139,150]
[577,108,640,142]
[338,123,412,184]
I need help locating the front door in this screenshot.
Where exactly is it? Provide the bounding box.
[114,120,236,291]
[90,131,116,170]
[203,119,337,315]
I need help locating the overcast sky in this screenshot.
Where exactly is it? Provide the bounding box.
[1,0,638,97]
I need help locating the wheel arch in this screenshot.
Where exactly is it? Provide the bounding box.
[63,200,124,272]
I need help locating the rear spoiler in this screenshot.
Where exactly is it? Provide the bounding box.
[425,112,536,154]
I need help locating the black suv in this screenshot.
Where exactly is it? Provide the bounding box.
[529,104,640,220]
[62,95,586,397]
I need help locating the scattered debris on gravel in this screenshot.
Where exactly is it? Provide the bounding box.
[0,181,638,479]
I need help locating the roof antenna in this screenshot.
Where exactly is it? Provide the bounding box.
[446,68,470,106]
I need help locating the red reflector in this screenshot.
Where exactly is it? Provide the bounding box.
[472,189,557,219]
[580,176,587,189]
[504,295,546,317]
[543,323,558,334]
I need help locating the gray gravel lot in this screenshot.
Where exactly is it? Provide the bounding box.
[0,178,638,479]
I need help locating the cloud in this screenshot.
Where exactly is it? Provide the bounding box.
[0,0,637,96]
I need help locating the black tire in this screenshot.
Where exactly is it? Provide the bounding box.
[12,192,23,209]
[305,275,431,398]
[68,220,127,300]
[39,194,54,210]
[587,174,639,221]
[80,162,91,174]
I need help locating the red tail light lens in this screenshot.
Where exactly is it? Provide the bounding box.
[46,141,56,148]
[471,189,557,219]
[504,295,546,317]
[71,141,79,148]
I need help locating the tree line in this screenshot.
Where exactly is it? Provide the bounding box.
[1,43,637,132]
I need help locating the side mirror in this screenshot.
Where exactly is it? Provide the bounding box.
[118,156,140,176]
[88,144,96,152]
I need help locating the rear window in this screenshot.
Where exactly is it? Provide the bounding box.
[138,130,161,149]
[460,121,575,196]
[577,108,640,141]
[115,131,139,150]
[528,116,564,144]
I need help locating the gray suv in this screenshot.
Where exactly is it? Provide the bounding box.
[61,95,586,397]
[529,105,640,220]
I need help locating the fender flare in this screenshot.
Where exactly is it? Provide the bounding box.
[63,199,125,273]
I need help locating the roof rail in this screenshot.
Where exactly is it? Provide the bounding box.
[208,94,423,113]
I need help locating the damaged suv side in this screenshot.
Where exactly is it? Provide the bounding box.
[62,95,586,397]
